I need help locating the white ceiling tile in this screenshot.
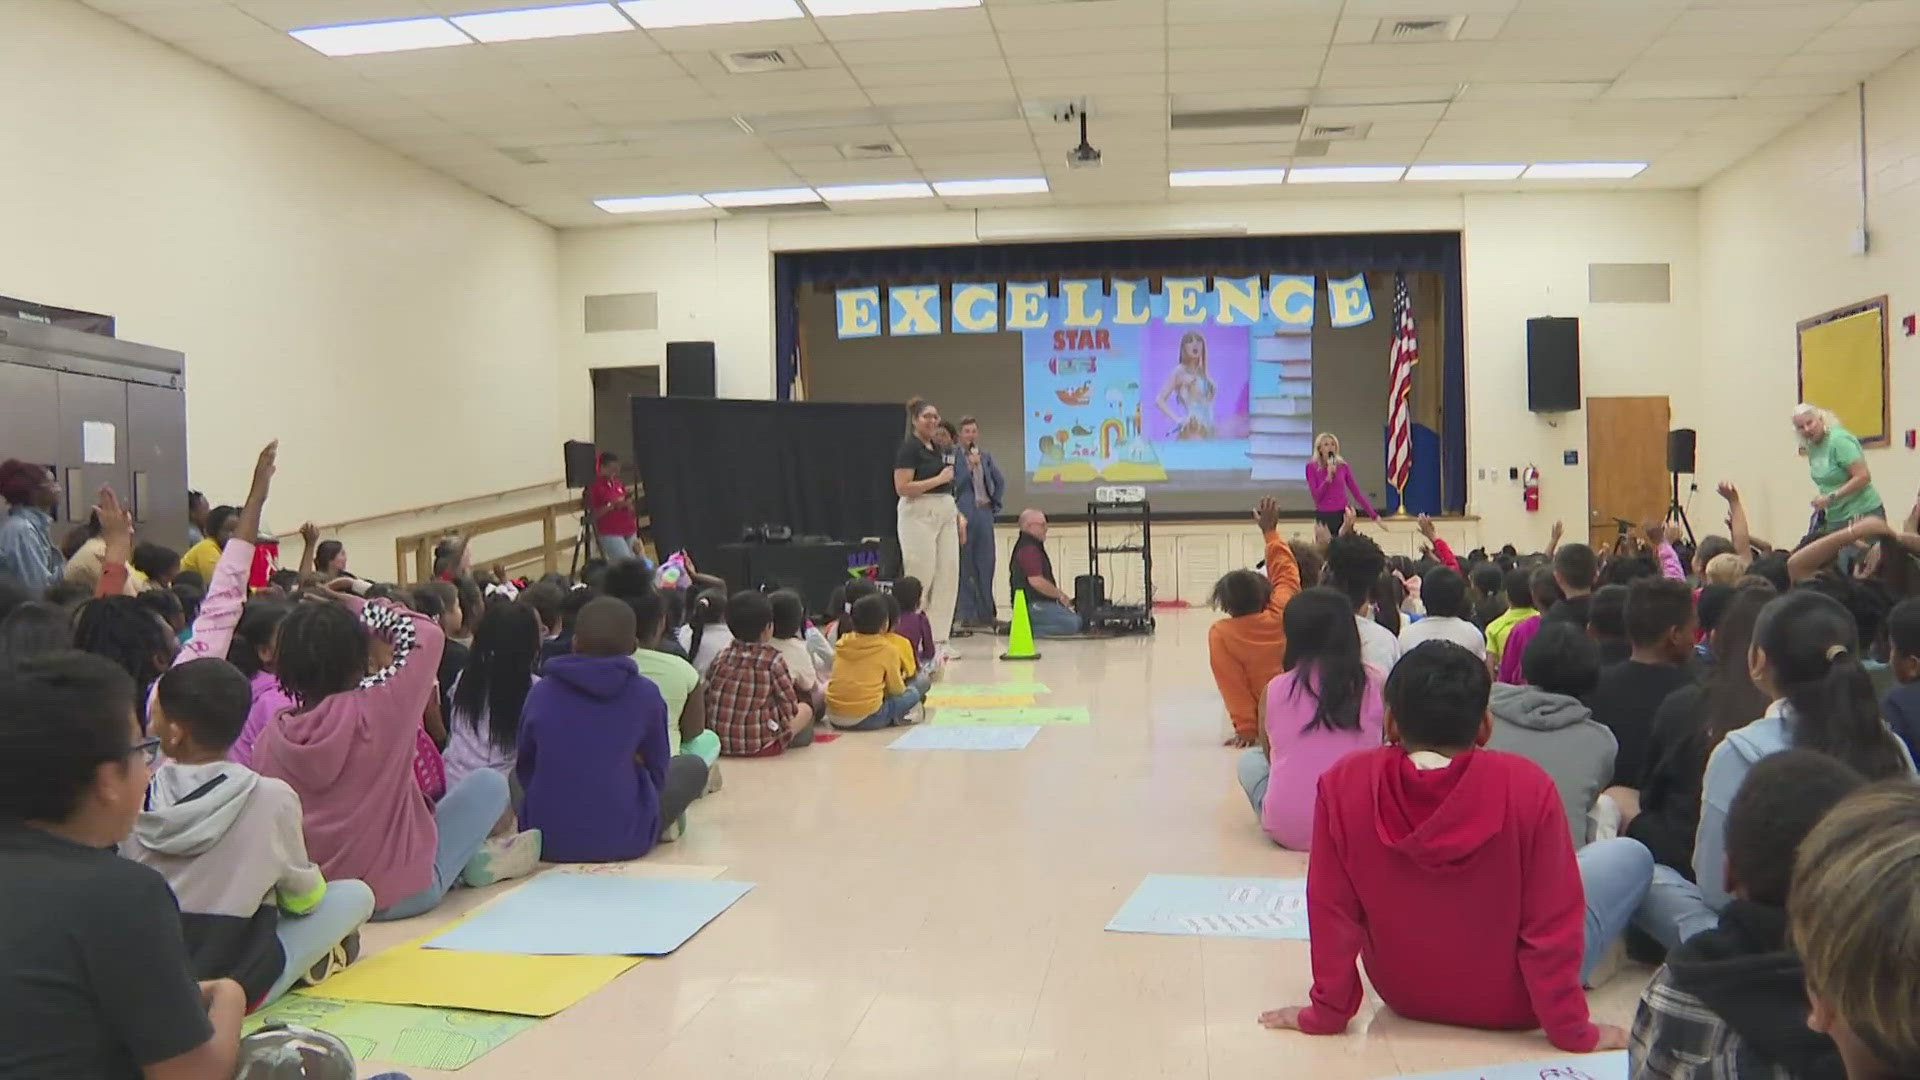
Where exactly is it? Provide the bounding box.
[815,7,993,40]
[1456,80,1606,100]
[1311,86,1457,106]
[1668,5,1849,35]
[235,0,432,31]
[832,34,1000,62]
[987,0,1165,31]
[1441,98,1584,120]
[1015,73,1166,97]
[643,18,823,50]
[1749,73,1869,96]
[1170,46,1326,72]
[1306,101,1449,121]
[1331,15,1375,43]
[1775,49,1909,76]
[871,80,1020,104]
[1615,55,1784,79]
[1168,69,1321,93]
[1169,89,1311,111]
[1836,1,1920,26]
[1325,42,1499,67]
[1804,24,1920,50]
[853,58,1010,85]
[1167,16,1336,46]
[998,25,1164,56]
[1605,77,1755,100]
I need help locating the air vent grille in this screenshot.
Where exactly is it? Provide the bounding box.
[718,49,795,73]
[1306,122,1371,141]
[1170,105,1308,131]
[1373,16,1465,43]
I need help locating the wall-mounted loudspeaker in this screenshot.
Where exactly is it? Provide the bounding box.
[1667,428,1697,474]
[1526,317,1581,413]
[563,439,597,489]
[665,341,716,398]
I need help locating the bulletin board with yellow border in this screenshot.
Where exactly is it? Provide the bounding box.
[1797,296,1890,448]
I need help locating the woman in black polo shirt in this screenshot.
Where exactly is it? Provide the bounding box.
[893,397,964,650]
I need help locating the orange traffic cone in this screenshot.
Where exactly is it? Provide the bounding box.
[1001,589,1041,661]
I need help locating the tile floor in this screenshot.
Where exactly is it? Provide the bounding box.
[360,608,1649,1079]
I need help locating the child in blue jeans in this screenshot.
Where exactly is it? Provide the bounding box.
[826,595,926,730]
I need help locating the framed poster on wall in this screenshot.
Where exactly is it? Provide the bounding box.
[1797,296,1890,447]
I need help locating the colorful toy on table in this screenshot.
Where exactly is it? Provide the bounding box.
[655,550,692,591]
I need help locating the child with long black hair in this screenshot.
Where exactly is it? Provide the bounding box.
[1234,586,1385,849]
[1692,589,1915,914]
[682,587,732,677]
[226,598,293,767]
[444,601,543,792]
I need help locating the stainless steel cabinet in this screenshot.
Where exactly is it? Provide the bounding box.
[0,316,188,550]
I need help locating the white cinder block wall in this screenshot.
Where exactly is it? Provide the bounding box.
[1699,49,1920,546]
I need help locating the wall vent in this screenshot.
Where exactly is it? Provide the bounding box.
[1374,16,1465,43]
[1588,263,1672,304]
[718,49,795,73]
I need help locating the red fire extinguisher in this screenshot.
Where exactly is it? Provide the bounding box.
[1523,465,1541,513]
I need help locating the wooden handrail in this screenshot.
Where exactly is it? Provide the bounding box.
[391,492,651,584]
[279,479,567,539]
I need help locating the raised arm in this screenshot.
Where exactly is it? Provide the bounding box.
[93,486,134,600]
[1257,497,1302,615]
[297,520,318,576]
[1718,482,1752,566]
[179,441,276,663]
[1645,522,1685,581]
[1416,516,1459,572]
[1546,520,1564,557]
[351,595,446,718]
[1787,516,1888,583]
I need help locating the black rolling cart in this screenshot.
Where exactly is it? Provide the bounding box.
[1083,499,1155,634]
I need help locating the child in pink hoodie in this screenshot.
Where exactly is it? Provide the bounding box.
[252,592,538,919]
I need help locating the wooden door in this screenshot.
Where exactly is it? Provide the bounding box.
[1585,396,1670,549]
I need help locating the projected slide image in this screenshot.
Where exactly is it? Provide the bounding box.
[1024,314,1310,492]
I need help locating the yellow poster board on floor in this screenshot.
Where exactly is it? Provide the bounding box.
[1797,297,1890,446]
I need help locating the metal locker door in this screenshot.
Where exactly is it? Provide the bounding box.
[55,371,131,529]
[0,362,60,473]
[125,384,189,549]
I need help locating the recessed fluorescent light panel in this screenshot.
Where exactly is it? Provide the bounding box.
[803,0,979,14]
[617,0,802,28]
[290,17,472,56]
[595,194,711,213]
[451,3,635,42]
[1169,168,1290,188]
[1287,166,1406,184]
[817,182,935,202]
[932,177,1049,196]
[702,187,821,207]
[1523,162,1647,179]
[1405,163,1525,181]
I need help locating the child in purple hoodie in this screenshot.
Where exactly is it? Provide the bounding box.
[517,598,710,863]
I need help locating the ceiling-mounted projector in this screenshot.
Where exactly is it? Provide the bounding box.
[1061,103,1102,169]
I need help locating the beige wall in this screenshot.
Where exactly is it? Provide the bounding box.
[0,0,563,576]
[557,191,1703,551]
[1700,53,1920,546]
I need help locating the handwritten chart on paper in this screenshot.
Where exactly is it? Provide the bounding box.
[1383,1051,1627,1080]
[244,996,536,1071]
[931,706,1091,726]
[1105,874,1309,941]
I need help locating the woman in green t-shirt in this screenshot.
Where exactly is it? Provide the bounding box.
[1793,403,1884,534]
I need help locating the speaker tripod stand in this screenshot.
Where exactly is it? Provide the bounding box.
[568,492,596,578]
[1664,471,1696,548]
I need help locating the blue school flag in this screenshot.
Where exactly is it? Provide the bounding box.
[1104,874,1308,940]
[1385,1051,1627,1080]
[424,874,753,956]
[888,725,1041,750]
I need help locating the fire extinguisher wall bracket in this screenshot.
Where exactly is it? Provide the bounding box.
[1522,464,1541,513]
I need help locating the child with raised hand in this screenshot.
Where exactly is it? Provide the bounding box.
[1262,639,1647,1054]
[826,594,925,731]
[0,652,247,1078]
[518,597,709,861]
[252,584,537,921]
[1234,587,1383,849]
[1630,750,1863,1080]
[1208,496,1303,749]
[1785,780,1920,1080]
[705,590,814,756]
[127,658,375,1007]
[891,577,937,670]
[443,600,543,791]
[767,589,826,718]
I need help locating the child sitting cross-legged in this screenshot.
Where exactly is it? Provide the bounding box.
[826,594,927,731]
[1261,639,1650,1054]
[126,657,376,1007]
[705,590,815,756]
[518,597,709,861]
[767,589,827,719]
[891,576,937,672]
[1629,749,1863,1079]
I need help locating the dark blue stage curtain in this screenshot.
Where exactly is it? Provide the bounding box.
[775,232,1466,514]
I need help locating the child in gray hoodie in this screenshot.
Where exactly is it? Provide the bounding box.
[1487,620,1618,850]
[125,658,374,1008]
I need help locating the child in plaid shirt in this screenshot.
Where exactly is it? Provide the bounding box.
[704,591,815,757]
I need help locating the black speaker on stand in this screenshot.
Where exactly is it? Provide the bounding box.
[1665,428,1697,546]
[562,439,598,489]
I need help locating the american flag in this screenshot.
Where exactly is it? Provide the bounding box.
[1386,272,1418,496]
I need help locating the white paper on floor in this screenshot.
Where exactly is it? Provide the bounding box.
[1105,874,1309,940]
[887,724,1041,750]
[1382,1050,1626,1080]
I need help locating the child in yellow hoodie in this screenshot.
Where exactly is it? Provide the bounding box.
[826,595,926,730]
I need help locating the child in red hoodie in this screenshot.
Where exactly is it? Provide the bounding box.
[1261,639,1651,1054]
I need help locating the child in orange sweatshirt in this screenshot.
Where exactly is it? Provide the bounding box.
[1208,497,1303,747]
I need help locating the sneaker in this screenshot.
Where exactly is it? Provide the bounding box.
[461,829,542,888]
[658,814,687,843]
[704,761,724,794]
[898,703,924,726]
[299,931,361,987]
